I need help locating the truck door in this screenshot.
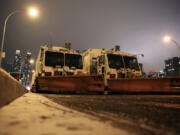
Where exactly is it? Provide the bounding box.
[98,55,105,75]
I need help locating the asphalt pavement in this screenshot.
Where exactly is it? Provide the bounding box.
[42,94,180,135]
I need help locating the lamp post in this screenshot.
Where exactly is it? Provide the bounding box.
[0,7,39,67]
[163,36,180,54]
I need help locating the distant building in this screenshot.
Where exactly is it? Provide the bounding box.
[2,61,12,72]
[164,57,180,76]
[148,70,158,77]
[158,70,165,77]
[22,52,32,86]
[12,50,22,73]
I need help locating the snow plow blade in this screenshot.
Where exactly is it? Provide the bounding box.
[34,75,104,93]
[108,77,180,93]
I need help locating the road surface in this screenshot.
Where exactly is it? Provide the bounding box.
[0,93,127,135]
[43,94,180,135]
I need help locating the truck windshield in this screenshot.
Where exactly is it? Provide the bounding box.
[45,51,64,67]
[107,54,124,69]
[65,54,83,69]
[123,56,139,70]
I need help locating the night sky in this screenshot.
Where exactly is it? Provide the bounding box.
[0,0,180,72]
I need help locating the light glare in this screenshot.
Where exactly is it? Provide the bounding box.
[163,36,171,43]
[29,59,34,64]
[28,8,38,17]
[26,86,31,91]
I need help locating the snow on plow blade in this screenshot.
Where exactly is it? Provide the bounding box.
[35,75,104,93]
[108,77,180,93]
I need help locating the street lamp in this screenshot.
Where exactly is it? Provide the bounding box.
[163,36,171,43]
[29,59,35,64]
[0,7,39,67]
[163,35,180,54]
[28,7,39,18]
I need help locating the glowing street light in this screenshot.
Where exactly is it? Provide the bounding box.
[29,59,35,64]
[163,36,171,43]
[163,35,180,54]
[0,7,39,67]
[28,7,38,18]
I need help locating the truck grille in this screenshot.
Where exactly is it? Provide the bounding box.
[54,71,62,76]
[118,72,125,78]
[110,74,116,79]
[67,72,74,75]
[45,72,52,76]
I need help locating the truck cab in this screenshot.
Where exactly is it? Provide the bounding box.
[31,44,83,87]
[83,46,142,82]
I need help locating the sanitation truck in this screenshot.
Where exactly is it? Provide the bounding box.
[31,43,104,93]
[83,46,141,77]
[31,44,180,94]
[82,45,142,93]
[33,44,83,78]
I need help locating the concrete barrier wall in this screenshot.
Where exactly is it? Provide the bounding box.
[0,68,27,107]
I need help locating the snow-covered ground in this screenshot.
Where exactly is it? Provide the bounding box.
[0,93,129,135]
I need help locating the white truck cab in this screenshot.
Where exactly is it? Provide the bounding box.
[83,46,142,81]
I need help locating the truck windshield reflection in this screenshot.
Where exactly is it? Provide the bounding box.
[107,54,139,70]
[45,51,64,67]
[123,56,139,70]
[65,54,83,69]
[107,54,124,69]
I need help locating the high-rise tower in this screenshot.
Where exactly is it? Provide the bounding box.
[12,50,22,73]
[22,52,32,86]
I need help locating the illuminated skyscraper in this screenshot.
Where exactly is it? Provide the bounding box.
[22,52,32,86]
[164,57,180,76]
[12,50,22,73]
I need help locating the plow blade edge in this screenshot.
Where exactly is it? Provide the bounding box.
[108,77,180,93]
